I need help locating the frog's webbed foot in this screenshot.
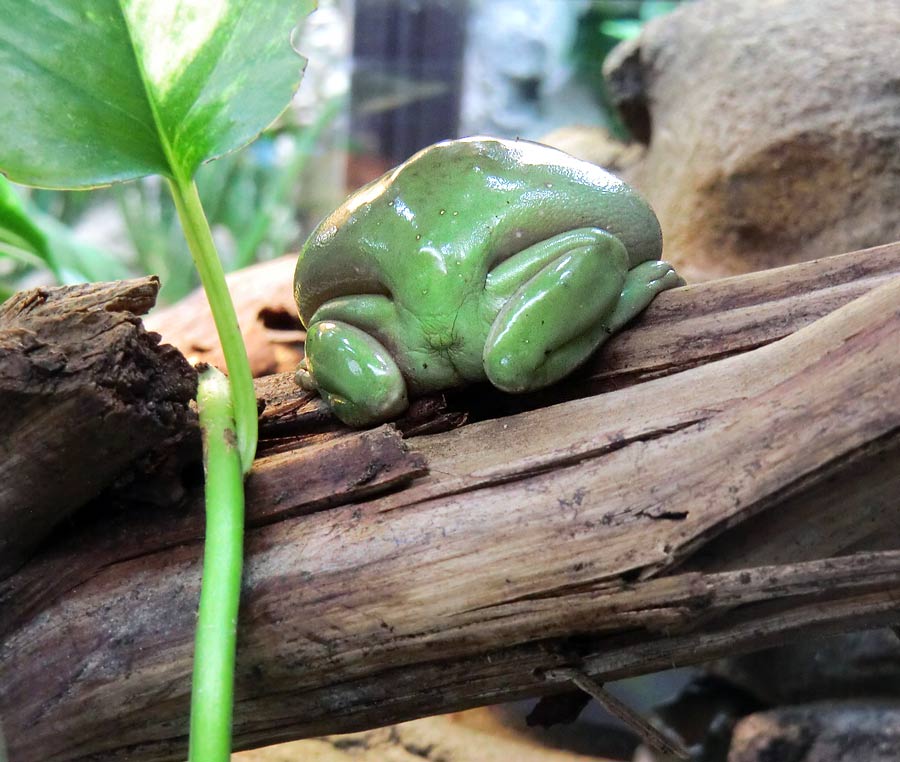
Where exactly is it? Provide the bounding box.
[296,295,409,427]
[482,228,683,394]
[483,227,630,393]
[606,259,684,333]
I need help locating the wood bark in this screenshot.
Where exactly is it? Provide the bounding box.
[1,243,899,761]
[0,276,197,579]
[602,0,900,282]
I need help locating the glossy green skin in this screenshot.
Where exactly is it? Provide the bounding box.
[294,136,682,426]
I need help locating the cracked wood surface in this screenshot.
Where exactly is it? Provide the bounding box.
[0,276,197,579]
[1,244,899,761]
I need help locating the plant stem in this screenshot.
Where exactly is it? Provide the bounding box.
[190,365,246,762]
[168,175,257,473]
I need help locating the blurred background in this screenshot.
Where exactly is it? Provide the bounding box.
[0,0,685,306]
[5,2,899,760]
[1,3,693,759]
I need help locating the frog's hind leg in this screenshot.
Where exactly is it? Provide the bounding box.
[298,295,409,427]
[483,227,630,393]
[605,259,684,333]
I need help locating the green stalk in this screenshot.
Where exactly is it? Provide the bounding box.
[168,175,257,473]
[191,365,246,762]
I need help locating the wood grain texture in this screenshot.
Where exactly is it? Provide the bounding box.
[1,244,899,761]
[0,276,197,579]
[0,425,427,643]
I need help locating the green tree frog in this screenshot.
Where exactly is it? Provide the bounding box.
[294,136,682,426]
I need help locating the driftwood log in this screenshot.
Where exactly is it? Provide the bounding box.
[0,277,197,579]
[1,242,899,761]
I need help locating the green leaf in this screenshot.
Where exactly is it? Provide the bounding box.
[600,19,644,41]
[36,211,133,284]
[0,176,56,276]
[0,175,131,286]
[0,0,312,189]
[640,2,680,22]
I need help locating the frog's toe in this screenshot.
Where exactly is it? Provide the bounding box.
[642,259,686,289]
[294,358,317,391]
[628,259,684,289]
[606,259,684,333]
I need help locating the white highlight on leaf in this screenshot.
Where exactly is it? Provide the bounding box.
[124,0,229,98]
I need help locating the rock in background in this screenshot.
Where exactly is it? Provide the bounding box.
[709,630,900,706]
[593,0,900,282]
[729,703,900,762]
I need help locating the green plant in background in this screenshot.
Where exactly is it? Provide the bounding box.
[1,100,340,306]
[0,176,55,302]
[0,0,314,758]
[597,0,680,40]
[0,174,131,300]
[574,0,683,140]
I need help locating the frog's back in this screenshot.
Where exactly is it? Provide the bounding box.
[294,136,662,324]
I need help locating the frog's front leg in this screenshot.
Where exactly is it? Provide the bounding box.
[483,227,681,393]
[298,295,409,427]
